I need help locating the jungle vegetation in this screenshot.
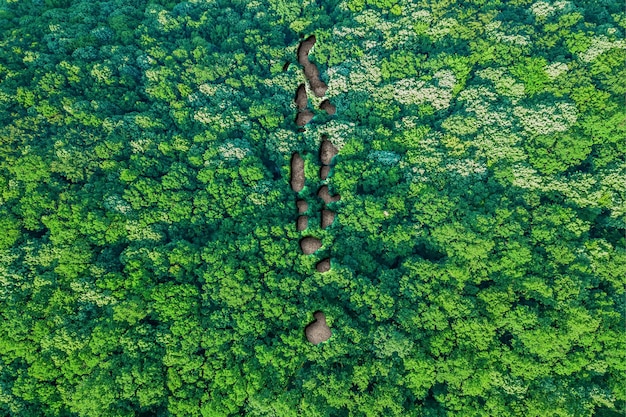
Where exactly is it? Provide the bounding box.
[0,0,624,416]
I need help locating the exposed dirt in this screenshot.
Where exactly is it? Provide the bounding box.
[295,83,308,110]
[297,216,308,231]
[295,109,314,127]
[306,311,331,345]
[300,236,322,254]
[319,139,338,165]
[318,185,341,204]
[319,99,336,116]
[321,209,335,229]
[316,258,331,273]
[319,166,330,180]
[297,199,308,214]
[297,35,316,64]
[297,35,328,98]
[290,153,305,192]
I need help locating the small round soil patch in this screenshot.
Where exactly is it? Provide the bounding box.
[319,99,336,115]
[295,110,314,127]
[316,258,331,273]
[321,209,335,229]
[297,199,308,213]
[300,236,322,254]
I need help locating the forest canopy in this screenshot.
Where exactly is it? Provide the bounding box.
[0,0,625,416]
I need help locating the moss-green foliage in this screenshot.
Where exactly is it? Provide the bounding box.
[0,0,624,416]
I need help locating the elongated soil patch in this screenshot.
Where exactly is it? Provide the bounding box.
[290,153,305,192]
[297,216,308,231]
[318,185,341,204]
[319,139,338,165]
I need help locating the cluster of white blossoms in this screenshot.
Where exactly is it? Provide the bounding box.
[511,163,544,189]
[458,86,516,130]
[349,54,383,88]
[368,150,401,165]
[306,120,355,151]
[353,9,394,35]
[485,20,530,46]
[248,181,269,205]
[249,180,280,206]
[326,55,383,99]
[445,159,488,178]
[513,101,578,135]
[382,28,419,50]
[394,115,421,130]
[266,128,298,155]
[198,83,245,107]
[540,170,625,221]
[126,220,164,242]
[186,91,205,107]
[544,61,569,79]
[475,127,526,163]
[91,63,113,84]
[193,107,248,130]
[325,67,350,98]
[104,194,133,215]
[402,132,447,182]
[198,83,218,96]
[382,78,453,110]
[332,23,369,41]
[441,114,480,136]
[427,17,459,40]
[458,85,499,109]
[530,0,573,19]
[262,72,299,95]
[217,138,252,160]
[70,280,115,307]
[476,67,526,102]
[578,35,626,63]
[129,138,151,154]
[434,69,457,89]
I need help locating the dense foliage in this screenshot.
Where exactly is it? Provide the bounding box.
[0,0,624,416]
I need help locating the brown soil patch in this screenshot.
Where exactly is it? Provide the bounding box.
[297,199,308,213]
[297,216,308,231]
[319,139,338,165]
[308,77,328,98]
[319,99,336,115]
[318,186,341,204]
[297,35,328,98]
[316,258,331,273]
[290,153,305,192]
[321,209,335,229]
[295,109,314,127]
[300,236,322,254]
[297,35,316,62]
[295,84,308,110]
[306,311,331,345]
[319,166,330,180]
